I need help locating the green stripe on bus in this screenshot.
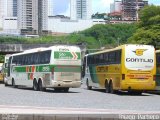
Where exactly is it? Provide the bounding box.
[13,65,81,73]
[54,51,81,60]
[89,66,99,83]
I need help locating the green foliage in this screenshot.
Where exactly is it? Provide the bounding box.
[92,12,107,19]
[0,36,26,43]
[128,5,160,49]
[0,24,136,49]
[0,55,4,62]
[139,5,160,27]
[81,24,137,47]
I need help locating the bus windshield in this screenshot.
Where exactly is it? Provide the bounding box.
[125,45,154,71]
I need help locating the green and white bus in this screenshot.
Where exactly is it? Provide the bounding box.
[4,45,81,92]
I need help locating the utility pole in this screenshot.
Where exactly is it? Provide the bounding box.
[136,0,139,22]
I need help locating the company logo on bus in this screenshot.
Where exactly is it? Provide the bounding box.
[132,49,147,56]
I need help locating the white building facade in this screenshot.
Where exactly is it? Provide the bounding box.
[2,17,18,33]
[0,0,17,29]
[47,18,105,34]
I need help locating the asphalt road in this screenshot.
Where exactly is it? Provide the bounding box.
[0,83,160,112]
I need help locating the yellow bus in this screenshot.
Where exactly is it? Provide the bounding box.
[83,44,156,94]
[155,50,160,90]
[0,63,4,82]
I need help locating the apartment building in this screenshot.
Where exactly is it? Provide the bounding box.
[17,0,49,34]
[70,0,92,20]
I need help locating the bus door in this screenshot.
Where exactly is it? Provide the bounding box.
[7,57,12,77]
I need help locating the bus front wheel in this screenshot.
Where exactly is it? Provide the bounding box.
[86,79,92,90]
[12,79,16,88]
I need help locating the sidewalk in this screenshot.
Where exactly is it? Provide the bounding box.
[0,105,160,120]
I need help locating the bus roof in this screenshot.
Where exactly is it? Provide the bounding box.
[86,44,154,56]
[9,45,81,57]
[86,45,122,56]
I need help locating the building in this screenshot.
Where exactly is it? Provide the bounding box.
[109,0,122,20]
[17,0,33,32]
[109,0,148,21]
[2,17,18,34]
[70,0,92,20]
[110,0,122,13]
[0,0,17,17]
[13,0,17,17]
[7,0,17,17]
[17,0,49,35]
[47,17,106,34]
[48,0,54,16]
[122,0,148,20]
[0,0,17,28]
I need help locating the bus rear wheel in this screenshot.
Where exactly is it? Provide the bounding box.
[109,81,117,94]
[63,88,69,92]
[38,80,46,91]
[33,80,38,91]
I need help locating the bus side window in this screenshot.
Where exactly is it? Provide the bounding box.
[116,50,121,64]
[35,53,40,64]
[44,51,51,63]
[156,53,160,65]
[104,53,109,64]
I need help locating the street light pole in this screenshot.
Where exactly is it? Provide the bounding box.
[136,0,139,22]
[117,37,120,46]
[98,39,102,49]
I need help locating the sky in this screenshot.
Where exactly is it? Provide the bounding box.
[54,0,160,16]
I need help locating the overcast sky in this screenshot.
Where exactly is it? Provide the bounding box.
[54,0,160,16]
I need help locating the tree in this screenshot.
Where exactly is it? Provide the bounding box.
[81,23,136,47]
[128,5,160,49]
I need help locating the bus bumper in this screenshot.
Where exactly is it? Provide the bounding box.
[121,81,156,91]
[48,80,81,88]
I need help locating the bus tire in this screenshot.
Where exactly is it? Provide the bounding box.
[86,79,92,90]
[105,80,109,93]
[38,80,46,91]
[12,79,16,88]
[109,81,116,94]
[33,79,38,91]
[4,82,9,87]
[129,91,142,95]
[63,88,69,92]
